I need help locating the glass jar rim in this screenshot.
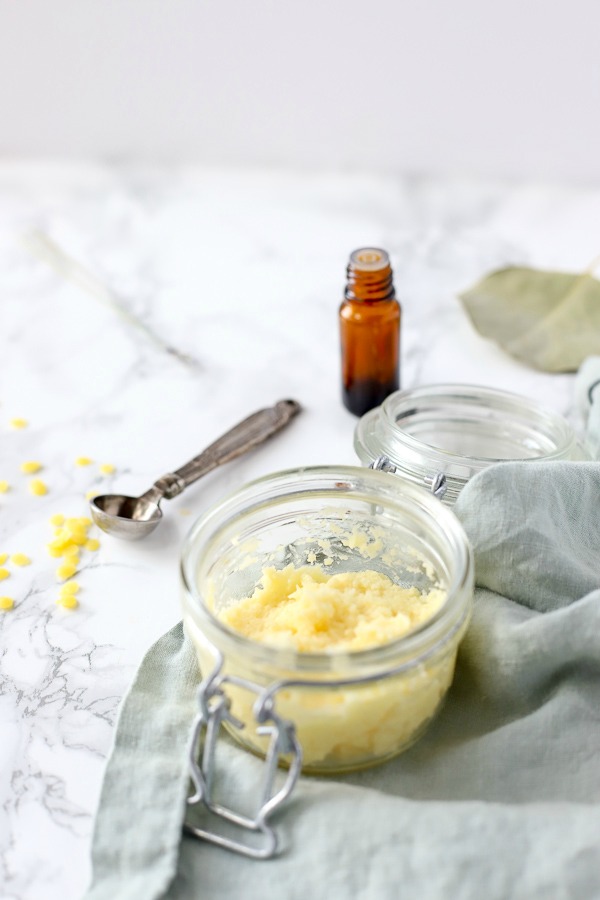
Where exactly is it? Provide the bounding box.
[181,465,474,677]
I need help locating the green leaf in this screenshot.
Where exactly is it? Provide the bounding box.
[459,266,600,372]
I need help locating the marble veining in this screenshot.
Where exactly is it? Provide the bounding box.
[1,162,599,899]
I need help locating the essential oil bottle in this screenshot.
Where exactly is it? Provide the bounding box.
[339,247,401,417]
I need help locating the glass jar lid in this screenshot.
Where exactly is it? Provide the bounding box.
[354,383,584,505]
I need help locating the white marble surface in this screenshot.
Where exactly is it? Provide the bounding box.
[0,162,598,899]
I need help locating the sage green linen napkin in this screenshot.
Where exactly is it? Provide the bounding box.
[86,466,600,898]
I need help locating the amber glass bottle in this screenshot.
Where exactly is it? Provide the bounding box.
[339,248,401,416]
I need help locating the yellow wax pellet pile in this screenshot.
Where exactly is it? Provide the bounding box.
[0,481,10,493]
[20,461,42,474]
[29,479,48,496]
[10,418,28,429]
[47,516,94,559]
[0,596,14,610]
[10,553,30,567]
[47,515,99,606]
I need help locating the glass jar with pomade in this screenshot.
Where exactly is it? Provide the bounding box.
[181,466,473,857]
[354,383,589,506]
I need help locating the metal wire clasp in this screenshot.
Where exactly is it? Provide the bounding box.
[369,454,397,474]
[423,471,448,500]
[370,455,448,501]
[184,651,303,859]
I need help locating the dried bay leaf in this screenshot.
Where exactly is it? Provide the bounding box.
[459,266,600,372]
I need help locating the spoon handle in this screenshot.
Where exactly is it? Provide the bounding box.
[156,400,301,498]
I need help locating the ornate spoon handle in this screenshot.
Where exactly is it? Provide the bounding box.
[149,400,301,501]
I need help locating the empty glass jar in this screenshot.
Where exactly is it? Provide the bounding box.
[354,383,588,505]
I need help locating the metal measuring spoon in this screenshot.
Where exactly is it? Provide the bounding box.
[90,399,301,540]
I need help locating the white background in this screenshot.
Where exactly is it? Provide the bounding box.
[1,0,599,182]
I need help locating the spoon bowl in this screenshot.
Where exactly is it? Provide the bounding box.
[88,399,301,541]
[91,494,163,540]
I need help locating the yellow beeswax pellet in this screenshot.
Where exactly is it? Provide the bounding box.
[0,481,10,493]
[56,595,79,610]
[50,534,74,558]
[20,461,42,474]
[29,479,48,496]
[64,520,87,544]
[0,569,10,581]
[56,561,77,581]
[50,513,65,526]
[48,536,65,551]
[11,553,30,567]
[10,418,28,429]
[0,553,7,565]
[85,538,100,552]
[50,535,70,552]
[0,596,14,610]
[75,457,93,467]
[99,463,115,474]
[85,490,98,500]
[60,581,80,596]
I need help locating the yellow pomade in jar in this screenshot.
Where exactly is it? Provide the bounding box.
[219,565,445,652]
[208,562,456,772]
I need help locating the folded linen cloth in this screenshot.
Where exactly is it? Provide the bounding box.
[86,416,600,900]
